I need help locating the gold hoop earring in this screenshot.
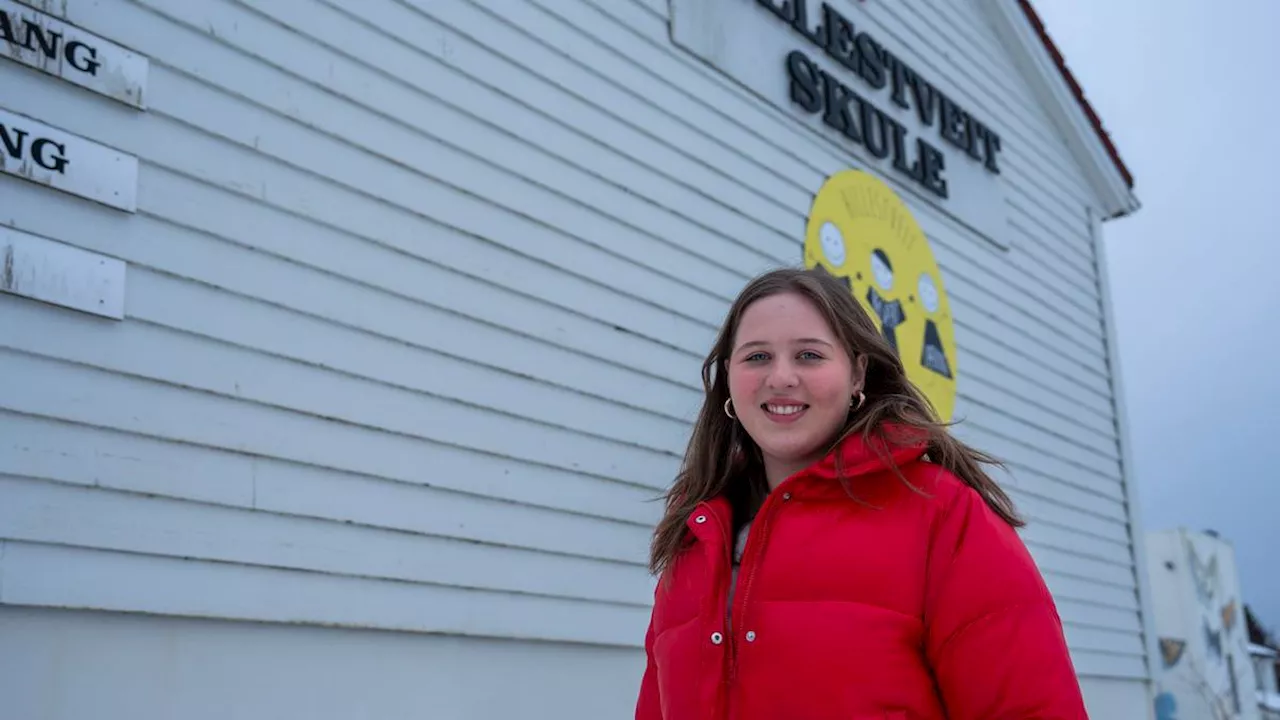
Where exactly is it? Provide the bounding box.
[724,398,736,419]
[851,392,866,411]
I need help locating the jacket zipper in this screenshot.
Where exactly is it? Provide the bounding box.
[705,508,734,720]
[728,509,761,683]
[727,480,790,684]
[712,476,799,718]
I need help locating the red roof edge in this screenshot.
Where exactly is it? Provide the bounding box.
[1017,0,1135,189]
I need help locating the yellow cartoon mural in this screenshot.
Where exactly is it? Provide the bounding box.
[803,170,959,422]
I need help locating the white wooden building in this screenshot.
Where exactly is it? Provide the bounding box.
[1146,529,1261,720]
[0,0,1153,717]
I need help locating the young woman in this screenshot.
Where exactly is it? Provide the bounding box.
[635,268,1089,720]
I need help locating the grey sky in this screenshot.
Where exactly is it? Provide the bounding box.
[1032,1,1280,631]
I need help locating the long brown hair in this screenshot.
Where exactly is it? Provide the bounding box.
[648,267,1023,577]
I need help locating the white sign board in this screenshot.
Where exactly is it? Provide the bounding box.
[0,106,138,212]
[670,0,1009,247]
[1,226,126,319]
[0,0,148,109]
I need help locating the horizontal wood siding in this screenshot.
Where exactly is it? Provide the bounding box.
[0,0,1146,681]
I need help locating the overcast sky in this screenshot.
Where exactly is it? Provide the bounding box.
[1031,0,1280,631]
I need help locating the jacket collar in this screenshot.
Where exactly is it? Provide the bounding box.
[685,424,929,539]
[802,424,929,487]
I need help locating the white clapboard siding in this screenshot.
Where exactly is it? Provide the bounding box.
[0,347,676,490]
[557,0,1098,245]
[0,477,655,606]
[1009,491,1130,545]
[422,0,1119,386]
[32,0,1114,404]
[0,279,692,459]
[0,52,1119,423]
[0,110,1116,458]
[0,411,662,533]
[0,407,1132,599]
[1057,600,1144,637]
[0,0,1147,684]
[0,541,650,646]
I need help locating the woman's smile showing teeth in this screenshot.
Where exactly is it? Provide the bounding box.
[763,402,808,422]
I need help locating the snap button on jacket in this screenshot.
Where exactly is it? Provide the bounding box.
[634,432,1091,720]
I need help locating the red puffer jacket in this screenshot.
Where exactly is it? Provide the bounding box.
[635,430,1090,720]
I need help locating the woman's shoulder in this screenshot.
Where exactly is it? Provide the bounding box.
[904,461,1038,578]
[884,458,1020,540]
[891,456,970,507]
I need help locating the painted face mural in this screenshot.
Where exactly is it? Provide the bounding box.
[803,170,959,422]
[819,221,846,267]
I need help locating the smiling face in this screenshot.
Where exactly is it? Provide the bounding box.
[819,221,846,267]
[727,292,867,488]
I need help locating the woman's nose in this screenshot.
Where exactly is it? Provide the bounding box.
[766,360,800,388]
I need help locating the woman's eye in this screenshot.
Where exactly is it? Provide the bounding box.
[745,352,768,362]
[798,351,823,361]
